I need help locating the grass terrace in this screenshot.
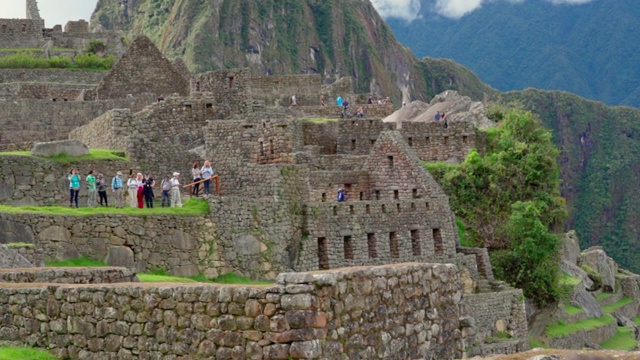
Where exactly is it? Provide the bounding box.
[302,117,339,124]
[0,346,57,360]
[595,292,613,301]
[545,315,615,338]
[0,52,114,70]
[602,296,634,314]
[0,149,128,165]
[528,337,547,349]
[633,316,640,326]
[562,304,583,315]
[558,272,581,286]
[600,326,637,351]
[0,198,210,217]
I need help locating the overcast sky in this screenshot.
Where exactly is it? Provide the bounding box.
[1,0,98,27]
[0,0,598,27]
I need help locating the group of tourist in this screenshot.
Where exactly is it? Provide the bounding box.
[66,160,216,209]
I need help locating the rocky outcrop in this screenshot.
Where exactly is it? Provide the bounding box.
[0,244,33,268]
[30,139,89,157]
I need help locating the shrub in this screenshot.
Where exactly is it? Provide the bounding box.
[86,40,107,54]
[0,52,50,69]
[48,56,72,69]
[73,53,115,70]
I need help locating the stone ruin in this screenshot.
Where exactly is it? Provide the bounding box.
[0,29,535,358]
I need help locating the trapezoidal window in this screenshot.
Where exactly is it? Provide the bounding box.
[343,236,353,260]
[444,136,449,145]
[433,228,443,254]
[411,230,421,256]
[463,136,468,144]
[269,139,274,155]
[367,233,377,258]
[408,137,413,147]
[393,190,399,200]
[351,139,356,151]
[228,76,234,89]
[387,156,394,169]
[389,232,399,258]
[318,237,329,270]
[425,137,431,145]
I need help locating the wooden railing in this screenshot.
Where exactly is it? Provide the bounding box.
[182,175,220,195]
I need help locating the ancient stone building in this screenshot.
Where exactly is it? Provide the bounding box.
[96,35,189,100]
[0,19,45,48]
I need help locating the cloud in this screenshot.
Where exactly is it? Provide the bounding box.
[429,0,596,19]
[370,0,423,22]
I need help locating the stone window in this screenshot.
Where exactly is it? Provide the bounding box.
[269,139,274,155]
[411,230,421,256]
[365,204,370,214]
[367,233,377,258]
[433,228,443,254]
[389,232,399,258]
[318,237,329,270]
[185,104,192,112]
[412,188,418,199]
[426,202,430,210]
[259,141,264,156]
[408,137,413,147]
[411,202,416,211]
[463,136,468,143]
[375,190,380,200]
[393,190,399,200]
[370,139,376,146]
[426,137,431,145]
[396,204,401,213]
[351,139,356,151]
[444,136,449,145]
[22,23,27,33]
[349,205,354,215]
[333,206,337,216]
[196,81,201,91]
[381,204,386,213]
[387,156,394,169]
[321,193,326,202]
[228,76,234,89]
[359,191,364,201]
[343,236,353,260]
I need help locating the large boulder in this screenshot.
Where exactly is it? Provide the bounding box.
[30,140,89,157]
[0,245,34,268]
[580,247,617,291]
[105,246,134,268]
[561,230,581,265]
[0,220,36,245]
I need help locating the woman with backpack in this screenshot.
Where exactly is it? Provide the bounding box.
[67,168,81,208]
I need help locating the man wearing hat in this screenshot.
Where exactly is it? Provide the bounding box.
[170,172,182,208]
[111,171,125,209]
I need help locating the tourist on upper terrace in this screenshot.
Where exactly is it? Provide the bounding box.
[170,172,182,208]
[157,94,165,102]
[135,173,145,209]
[191,162,202,197]
[111,171,124,209]
[367,96,373,104]
[341,99,350,118]
[435,111,442,122]
[320,95,326,106]
[143,173,155,208]
[86,170,97,207]
[96,173,108,207]
[201,161,215,195]
[291,95,297,107]
[337,188,346,202]
[161,175,171,207]
[384,97,390,104]
[127,173,138,208]
[67,169,81,208]
[356,106,365,118]
[336,96,343,107]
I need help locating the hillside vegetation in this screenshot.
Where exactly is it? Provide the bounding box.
[387,0,640,108]
[91,0,495,104]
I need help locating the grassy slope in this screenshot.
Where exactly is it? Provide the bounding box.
[600,327,637,351]
[544,315,615,338]
[0,149,128,165]
[0,347,56,360]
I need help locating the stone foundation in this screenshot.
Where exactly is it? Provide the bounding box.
[0,267,138,284]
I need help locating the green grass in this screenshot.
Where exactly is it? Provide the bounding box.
[0,52,114,70]
[138,270,273,285]
[5,242,36,249]
[602,296,634,314]
[0,346,57,360]
[600,326,638,351]
[45,257,107,267]
[545,315,615,338]
[562,304,583,315]
[0,149,128,165]
[633,316,640,326]
[595,292,613,301]
[529,337,547,349]
[0,198,210,217]
[558,272,581,286]
[303,117,339,123]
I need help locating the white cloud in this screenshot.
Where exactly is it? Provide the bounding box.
[370,0,423,22]
[370,0,597,20]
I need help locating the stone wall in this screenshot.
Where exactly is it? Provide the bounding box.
[0,69,106,85]
[64,20,89,34]
[0,213,213,278]
[0,19,45,48]
[0,155,130,206]
[0,267,137,284]
[0,95,155,150]
[0,263,469,360]
[96,36,189,100]
[463,290,529,355]
[299,104,394,119]
[3,243,44,267]
[190,69,253,115]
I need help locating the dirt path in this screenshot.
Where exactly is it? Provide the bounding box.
[470,349,640,359]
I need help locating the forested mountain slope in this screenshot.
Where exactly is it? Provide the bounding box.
[91,0,494,104]
[387,0,640,108]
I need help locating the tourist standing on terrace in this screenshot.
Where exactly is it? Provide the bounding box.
[201,160,215,195]
[136,173,145,209]
[171,172,182,208]
[111,171,124,209]
[160,175,171,207]
[191,162,202,197]
[96,173,108,207]
[68,169,81,208]
[127,173,137,208]
[143,173,155,208]
[86,170,97,207]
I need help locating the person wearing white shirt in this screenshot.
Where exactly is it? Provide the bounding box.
[127,173,138,208]
[170,172,182,208]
